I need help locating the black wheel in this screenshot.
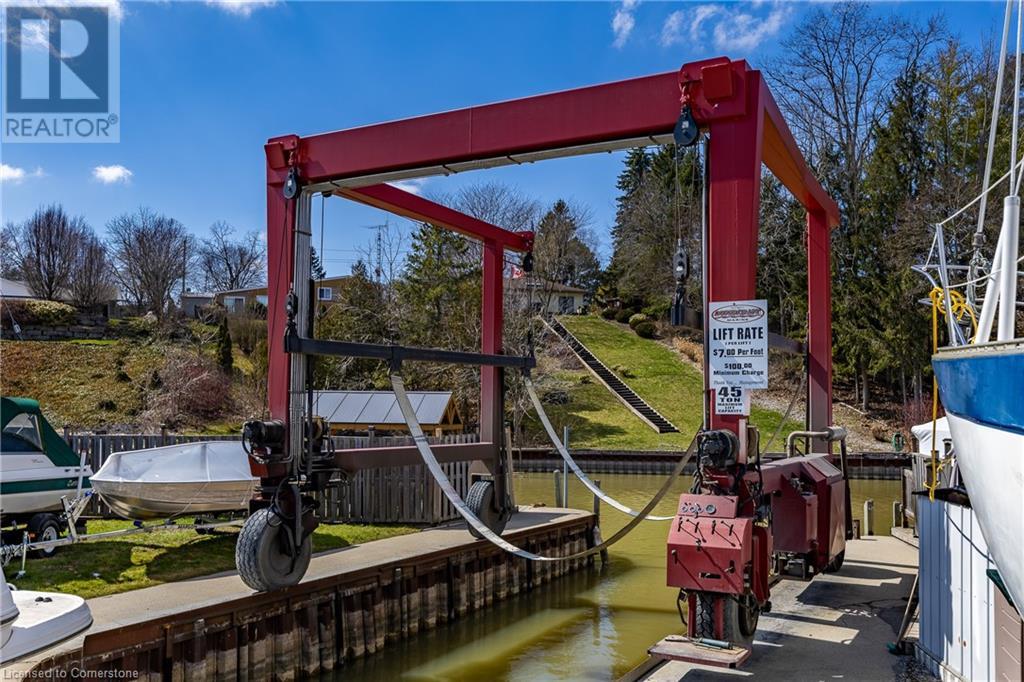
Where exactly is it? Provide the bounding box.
[235,508,312,591]
[824,549,845,573]
[692,592,759,645]
[465,480,508,540]
[28,514,62,559]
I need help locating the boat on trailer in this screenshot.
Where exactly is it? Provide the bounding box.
[0,397,92,558]
[90,440,257,520]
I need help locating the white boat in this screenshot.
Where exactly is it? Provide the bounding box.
[1,397,92,520]
[90,441,257,520]
[922,0,1024,616]
[0,570,91,664]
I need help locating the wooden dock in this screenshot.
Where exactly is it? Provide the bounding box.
[7,507,596,680]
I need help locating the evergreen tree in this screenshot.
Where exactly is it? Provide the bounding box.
[216,316,233,373]
[533,200,600,293]
[310,247,327,280]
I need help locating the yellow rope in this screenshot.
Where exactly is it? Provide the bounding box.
[925,287,977,500]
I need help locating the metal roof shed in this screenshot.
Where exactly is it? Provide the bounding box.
[314,391,463,435]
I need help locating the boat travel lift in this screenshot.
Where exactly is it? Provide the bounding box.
[239,56,850,663]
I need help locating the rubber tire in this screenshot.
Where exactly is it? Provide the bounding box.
[824,549,845,573]
[465,480,508,540]
[28,514,62,559]
[693,592,759,645]
[235,508,312,592]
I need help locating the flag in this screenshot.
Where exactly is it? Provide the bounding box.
[511,265,525,279]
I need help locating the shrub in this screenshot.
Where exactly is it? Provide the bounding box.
[614,308,634,324]
[628,313,648,329]
[599,307,617,320]
[142,350,232,427]
[0,299,76,328]
[634,321,657,339]
[108,316,154,339]
[612,364,635,378]
[672,337,703,366]
[540,388,571,405]
[228,317,266,355]
[642,299,672,321]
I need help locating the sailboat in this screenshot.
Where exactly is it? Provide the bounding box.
[927,0,1024,615]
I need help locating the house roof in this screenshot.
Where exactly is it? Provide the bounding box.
[216,275,349,297]
[0,277,37,299]
[505,278,586,294]
[314,390,457,426]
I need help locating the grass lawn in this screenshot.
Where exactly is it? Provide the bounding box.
[526,315,801,450]
[10,518,417,599]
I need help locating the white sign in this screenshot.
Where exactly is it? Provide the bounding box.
[708,299,768,389]
[715,386,750,415]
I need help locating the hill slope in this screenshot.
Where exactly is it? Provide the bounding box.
[525,316,800,451]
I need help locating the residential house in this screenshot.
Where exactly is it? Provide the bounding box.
[506,278,587,315]
[180,291,215,318]
[215,276,350,314]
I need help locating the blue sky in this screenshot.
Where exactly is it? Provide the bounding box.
[0,0,1007,276]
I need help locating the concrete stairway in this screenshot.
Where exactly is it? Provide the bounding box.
[545,318,679,434]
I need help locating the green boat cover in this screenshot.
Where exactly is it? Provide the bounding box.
[1,396,81,467]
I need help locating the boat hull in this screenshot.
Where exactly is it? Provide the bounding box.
[0,457,92,518]
[0,571,91,664]
[933,340,1024,613]
[90,441,256,520]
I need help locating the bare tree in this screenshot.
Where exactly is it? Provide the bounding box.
[196,221,265,292]
[6,204,88,300]
[107,207,189,318]
[69,232,117,307]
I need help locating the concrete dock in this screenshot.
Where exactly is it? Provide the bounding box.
[6,507,596,679]
[629,535,926,681]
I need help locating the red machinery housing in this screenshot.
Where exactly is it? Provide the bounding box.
[247,56,845,647]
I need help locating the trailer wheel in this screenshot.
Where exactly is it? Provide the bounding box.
[693,592,759,644]
[824,549,845,573]
[466,480,507,540]
[28,513,62,559]
[235,508,311,592]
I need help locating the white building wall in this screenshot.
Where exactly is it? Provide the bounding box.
[917,498,996,681]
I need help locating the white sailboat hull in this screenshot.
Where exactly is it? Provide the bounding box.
[945,413,1024,612]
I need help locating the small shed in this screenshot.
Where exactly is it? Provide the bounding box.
[314,391,463,436]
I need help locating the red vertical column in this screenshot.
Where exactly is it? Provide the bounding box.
[480,240,504,450]
[806,208,833,448]
[705,88,764,434]
[266,173,295,424]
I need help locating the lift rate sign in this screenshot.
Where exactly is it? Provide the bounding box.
[708,300,768,389]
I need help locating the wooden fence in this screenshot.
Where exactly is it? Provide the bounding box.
[63,431,476,526]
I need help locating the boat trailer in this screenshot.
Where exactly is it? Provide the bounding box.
[237,56,849,662]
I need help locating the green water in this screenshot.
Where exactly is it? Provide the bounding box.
[341,473,901,681]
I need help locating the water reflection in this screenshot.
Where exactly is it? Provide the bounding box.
[339,473,901,681]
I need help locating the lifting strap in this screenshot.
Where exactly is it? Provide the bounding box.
[390,373,696,562]
[523,376,674,521]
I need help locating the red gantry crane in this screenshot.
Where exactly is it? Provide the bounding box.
[239,57,848,659]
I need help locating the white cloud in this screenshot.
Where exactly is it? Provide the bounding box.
[662,1,789,51]
[0,164,44,183]
[92,164,132,184]
[714,3,791,51]
[612,0,639,49]
[389,178,428,196]
[206,0,277,17]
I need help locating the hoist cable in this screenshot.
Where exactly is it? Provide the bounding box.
[391,373,696,562]
[523,375,675,521]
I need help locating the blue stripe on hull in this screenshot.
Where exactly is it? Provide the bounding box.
[933,345,1024,436]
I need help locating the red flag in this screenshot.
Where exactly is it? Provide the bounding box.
[511,265,525,279]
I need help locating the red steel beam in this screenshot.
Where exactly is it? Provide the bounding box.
[265,56,839,459]
[339,184,533,252]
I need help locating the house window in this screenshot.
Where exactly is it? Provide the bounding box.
[224,296,245,313]
[317,287,333,301]
[558,296,575,314]
[255,295,268,306]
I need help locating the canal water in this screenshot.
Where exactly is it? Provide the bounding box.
[341,473,901,681]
